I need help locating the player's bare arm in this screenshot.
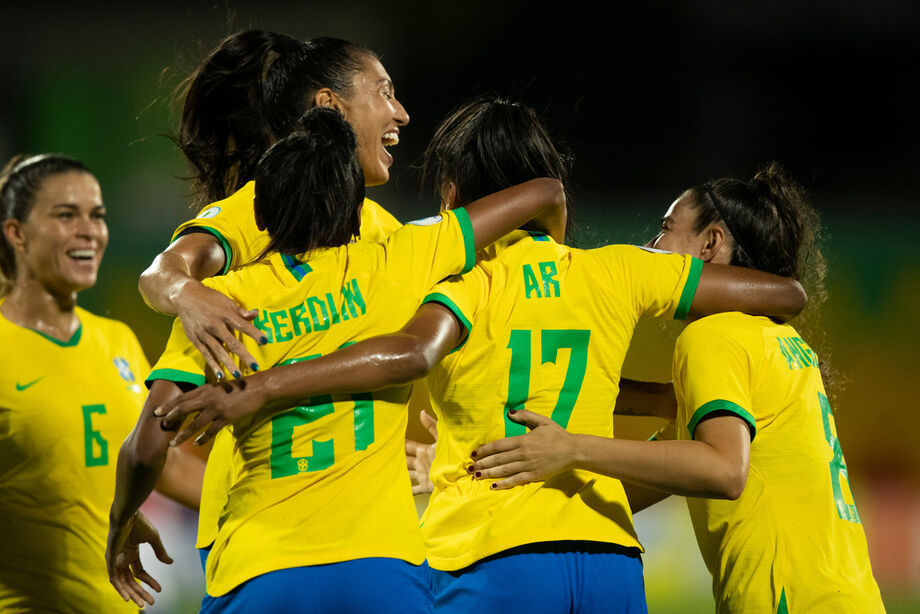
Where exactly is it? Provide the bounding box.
[157,302,462,446]
[107,380,202,606]
[692,263,806,322]
[139,232,264,381]
[470,409,750,498]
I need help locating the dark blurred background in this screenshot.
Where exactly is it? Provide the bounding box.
[2,2,917,611]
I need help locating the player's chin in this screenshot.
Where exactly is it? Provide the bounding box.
[363,164,389,187]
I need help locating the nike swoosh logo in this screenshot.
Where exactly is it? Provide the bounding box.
[15,377,44,391]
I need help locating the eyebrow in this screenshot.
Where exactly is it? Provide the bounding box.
[377,78,394,90]
[50,203,105,211]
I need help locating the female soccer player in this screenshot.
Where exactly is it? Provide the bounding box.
[137,30,411,579]
[106,107,567,612]
[155,98,808,614]
[139,30,410,378]
[466,164,886,613]
[0,154,203,612]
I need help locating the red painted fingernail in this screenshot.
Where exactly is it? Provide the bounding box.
[490,483,497,489]
[466,465,473,473]
[508,409,517,415]
[475,471,481,478]
[470,451,477,458]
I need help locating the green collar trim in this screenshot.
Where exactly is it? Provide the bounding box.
[32,322,83,347]
[281,253,313,282]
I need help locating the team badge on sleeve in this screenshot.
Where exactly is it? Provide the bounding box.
[196,206,221,219]
[636,245,673,255]
[407,215,443,226]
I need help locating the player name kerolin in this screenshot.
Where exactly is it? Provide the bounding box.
[254,279,367,344]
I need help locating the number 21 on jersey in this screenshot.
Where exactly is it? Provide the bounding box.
[269,349,374,479]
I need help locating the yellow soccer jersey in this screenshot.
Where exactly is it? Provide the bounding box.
[0,302,148,613]
[174,182,402,552]
[148,209,475,596]
[673,312,884,614]
[194,428,235,549]
[171,181,401,274]
[420,234,702,571]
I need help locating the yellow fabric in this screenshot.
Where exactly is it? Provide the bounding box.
[149,210,475,596]
[673,312,885,614]
[420,236,701,570]
[0,303,148,613]
[195,430,235,549]
[173,183,402,551]
[171,181,401,273]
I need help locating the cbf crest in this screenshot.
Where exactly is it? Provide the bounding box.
[114,357,142,393]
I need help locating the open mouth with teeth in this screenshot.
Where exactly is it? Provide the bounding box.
[382,131,399,147]
[66,249,96,261]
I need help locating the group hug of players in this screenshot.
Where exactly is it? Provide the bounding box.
[0,29,886,613]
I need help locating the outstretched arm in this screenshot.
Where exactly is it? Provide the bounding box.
[154,440,205,511]
[155,178,564,444]
[463,177,566,249]
[692,263,806,322]
[157,303,463,446]
[107,380,199,606]
[139,232,264,380]
[470,409,750,500]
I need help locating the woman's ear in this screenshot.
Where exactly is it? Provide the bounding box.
[3,219,26,253]
[700,223,729,263]
[313,89,341,113]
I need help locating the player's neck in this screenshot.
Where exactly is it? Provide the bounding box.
[1,281,80,341]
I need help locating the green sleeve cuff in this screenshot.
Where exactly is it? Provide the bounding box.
[173,226,233,275]
[673,257,703,320]
[686,399,756,441]
[146,368,206,390]
[452,208,476,274]
[423,292,472,353]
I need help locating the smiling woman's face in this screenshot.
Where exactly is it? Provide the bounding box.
[8,171,107,295]
[336,55,410,187]
[651,192,708,258]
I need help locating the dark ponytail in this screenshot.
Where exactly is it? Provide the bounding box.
[176,31,375,206]
[688,162,836,396]
[254,107,364,259]
[0,154,91,296]
[421,95,574,237]
[687,162,826,304]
